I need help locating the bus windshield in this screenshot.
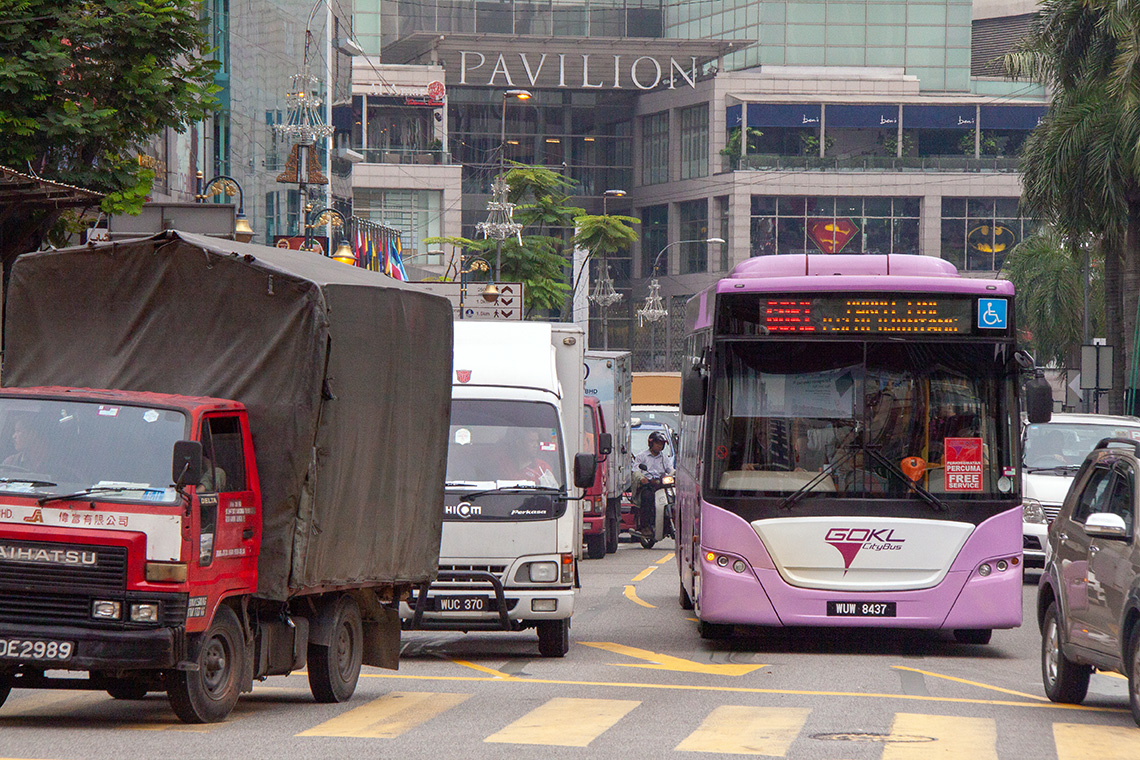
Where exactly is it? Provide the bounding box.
[707,340,1016,502]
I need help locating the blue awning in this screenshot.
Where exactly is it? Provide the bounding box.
[902,105,977,130]
[980,105,1047,130]
[826,104,900,128]
[727,103,823,128]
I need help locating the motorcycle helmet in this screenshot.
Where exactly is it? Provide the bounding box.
[648,431,668,445]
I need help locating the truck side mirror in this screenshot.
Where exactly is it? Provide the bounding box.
[681,366,707,416]
[597,432,612,456]
[573,452,597,489]
[1024,375,1053,424]
[173,440,204,487]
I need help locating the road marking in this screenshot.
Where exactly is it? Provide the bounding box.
[882,713,996,759]
[624,584,655,608]
[675,705,810,755]
[632,566,658,581]
[1054,722,1140,759]
[0,690,103,717]
[892,666,1049,702]
[358,672,1129,713]
[484,697,639,746]
[297,691,470,738]
[582,641,766,676]
[657,552,675,564]
[452,660,516,679]
[1096,669,1127,680]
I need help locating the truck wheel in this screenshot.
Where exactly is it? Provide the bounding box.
[605,504,619,554]
[166,605,244,723]
[952,629,992,645]
[107,680,150,700]
[537,618,570,657]
[0,676,11,708]
[309,595,363,703]
[1041,601,1091,703]
[1128,626,1140,727]
[586,533,606,560]
[679,581,694,611]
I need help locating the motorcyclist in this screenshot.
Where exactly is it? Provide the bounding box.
[633,430,675,534]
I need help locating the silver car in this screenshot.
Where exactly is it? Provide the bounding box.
[1022,414,1140,565]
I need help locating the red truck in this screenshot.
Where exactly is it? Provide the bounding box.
[0,232,453,723]
[582,396,613,558]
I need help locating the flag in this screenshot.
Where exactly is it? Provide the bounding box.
[389,235,409,281]
[354,227,364,267]
[366,236,377,272]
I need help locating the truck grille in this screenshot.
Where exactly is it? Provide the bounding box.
[0,540,127,626]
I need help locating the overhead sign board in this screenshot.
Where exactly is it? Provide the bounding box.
[413,282,524,321]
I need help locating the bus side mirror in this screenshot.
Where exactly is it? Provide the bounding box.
[681,366,707,416]
[574,453,597,489]
[173,440,203,487]
[1024,375,1053,424]
[597,432,613,456]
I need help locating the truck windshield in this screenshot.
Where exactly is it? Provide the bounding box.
[446,399,565,490]
[0,398,186,503]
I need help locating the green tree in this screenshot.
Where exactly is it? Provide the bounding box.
[0,0,219,216]
[720,126,763,169]
[1002,227,1103,366]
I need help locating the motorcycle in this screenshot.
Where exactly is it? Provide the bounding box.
[634,463,675,549]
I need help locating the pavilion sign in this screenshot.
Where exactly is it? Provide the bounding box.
[456,51,699,91]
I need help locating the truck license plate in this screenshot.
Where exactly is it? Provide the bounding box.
[0,638,74,661]
[434,595,488,612]
[827,602,896,617]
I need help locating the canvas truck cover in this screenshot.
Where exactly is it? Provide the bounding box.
[2,231,453,601]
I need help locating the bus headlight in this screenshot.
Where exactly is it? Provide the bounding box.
[1022,499,1047,524]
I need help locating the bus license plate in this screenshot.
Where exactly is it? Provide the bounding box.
[827,602,896,617]
[434,595,488,612]
[0,638,74,661]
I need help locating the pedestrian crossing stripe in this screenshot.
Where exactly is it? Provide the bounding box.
[882,714,997,760]
[484,697,640,746]
[296,691,471,738]
[1053,722,1140,760]
[674,706,810,754]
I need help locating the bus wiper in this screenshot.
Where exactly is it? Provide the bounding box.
[0,477,57,488]
[779,432,861,511]
[859,446,948,513]
[445,481,482,488]
[460,485,561,500]
[1025,464,1080,474]
[38,486,148,506]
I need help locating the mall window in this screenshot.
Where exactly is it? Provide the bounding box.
[642,111,669,186]
[941,197,1038,272]
[640,204,668,277]
[353,188,443,265]
[716,196,729,271]
[749,196,920,256]
[679,103,709,180]
[679,199,708,274]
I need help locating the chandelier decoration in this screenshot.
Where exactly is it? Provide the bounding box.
[275,72,335,143]
[637,278,668,326]
[476,176,523,244]
[589,263,623,307]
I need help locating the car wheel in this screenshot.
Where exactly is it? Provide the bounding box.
[1129,625,1140,727]
[1041,601,1091,704]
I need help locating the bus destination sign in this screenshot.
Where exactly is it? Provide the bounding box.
[762,297,976,334]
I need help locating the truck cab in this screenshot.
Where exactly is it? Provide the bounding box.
[582,397,613,558]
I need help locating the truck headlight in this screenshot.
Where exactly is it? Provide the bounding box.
[130,603,159,623]
[528,562,558,582]
[1023,499,1047,524]
[92,600,121,619]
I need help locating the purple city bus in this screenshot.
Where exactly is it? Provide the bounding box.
[676,254,1045,644]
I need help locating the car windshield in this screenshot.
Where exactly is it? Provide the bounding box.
[0,398,187,503]
[445,399,565,489]
[1024,421,1140,469]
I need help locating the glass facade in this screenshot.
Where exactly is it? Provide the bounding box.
[750,196,921,256]
[678,199,709,274]
[641,111,669,186]
[940,197,1039,273]
[679,103,708,180]
[641,204,668,277]
[354,187,444,264]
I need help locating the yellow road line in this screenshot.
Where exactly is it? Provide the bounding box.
[1054,722,1140,760]
[657,552,675,564]
[632,566,657,582]
[297,691,470,738]
[484,697,639,746]
[583,641,766,676]
[1096,669,1127,681]
[357,672,1129,713]
[675,705,810,755]
[892,666,1049,702]
[452,659,516,679]
[624,584,656,608]
[883,713,996,760]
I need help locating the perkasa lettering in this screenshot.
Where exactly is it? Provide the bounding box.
[824,528,905,572]
[459,52,698,90]
[0,545,97,566]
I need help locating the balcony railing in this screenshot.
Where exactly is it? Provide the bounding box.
[360,148,452,166]
[729,154,1021,173]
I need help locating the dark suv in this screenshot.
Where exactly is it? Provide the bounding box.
[1037,438,1140,726]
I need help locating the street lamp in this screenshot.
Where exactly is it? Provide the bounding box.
[305,205,352,260]
[477,88,531,279]
[458,255,499,320]
[195,172,254,243]
[603,189,626,216]
[637,237,725,368]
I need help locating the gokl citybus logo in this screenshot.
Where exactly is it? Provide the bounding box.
[824,527,905,572]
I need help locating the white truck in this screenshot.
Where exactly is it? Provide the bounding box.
[401,322,595,656]
[583,351,632,557]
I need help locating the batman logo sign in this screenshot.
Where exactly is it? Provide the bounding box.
[967,224,1017,255]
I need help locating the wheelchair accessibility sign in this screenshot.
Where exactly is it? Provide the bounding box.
[977,298,1008,330]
